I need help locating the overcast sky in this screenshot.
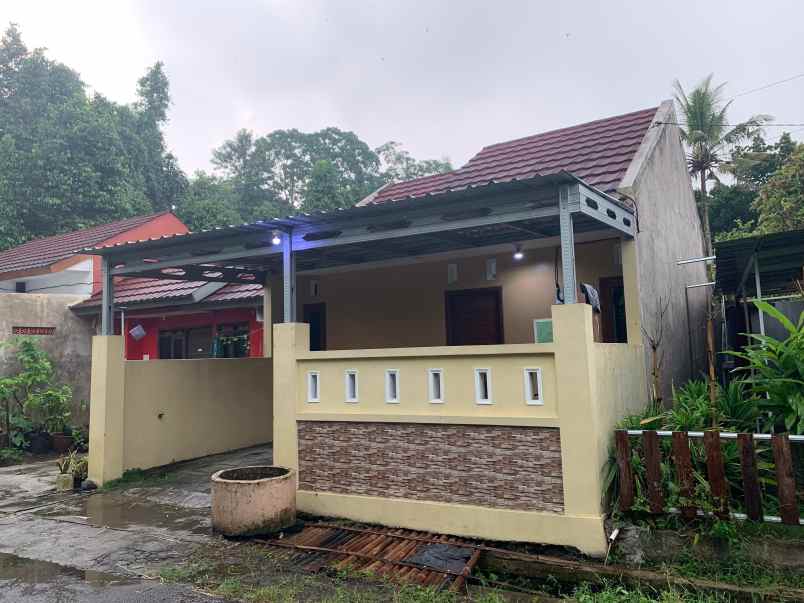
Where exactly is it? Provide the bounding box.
[2,1,802,175]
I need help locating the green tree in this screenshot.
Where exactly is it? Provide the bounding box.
[376,141,452,183]
[673,75,770,255]
[174,171,241,231]
[753,144,804,233]
[0,25,186,249]
[212,129,278,221]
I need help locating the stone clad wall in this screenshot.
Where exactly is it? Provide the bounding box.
[297,421,564,513]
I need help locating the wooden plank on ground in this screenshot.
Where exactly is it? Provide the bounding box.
[737,433,763,521]
[479,548,804,602]
[771,433,800,526]
[671,431,696,520]
[614,430,634,512]
[642,430,664,513]
[704,430,729,519]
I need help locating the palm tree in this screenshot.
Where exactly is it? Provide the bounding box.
[673,75,770,255]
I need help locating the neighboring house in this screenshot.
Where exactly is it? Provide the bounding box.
[0,212,189,420]
[85,103,708,556]
[72,279,265,359]
[715,229,804,371]
[0,212,188,295]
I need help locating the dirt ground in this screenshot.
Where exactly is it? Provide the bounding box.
[0,446,274,602]
[0,446,515,602]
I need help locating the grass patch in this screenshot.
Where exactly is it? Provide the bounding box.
[571,581,729,602]
[155,541,517,603]
[102,467,176,490]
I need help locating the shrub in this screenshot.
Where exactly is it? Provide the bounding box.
[726,300,804,434]
[0,337,75,451]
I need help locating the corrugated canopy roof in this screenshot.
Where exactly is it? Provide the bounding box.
[715,229,804,296]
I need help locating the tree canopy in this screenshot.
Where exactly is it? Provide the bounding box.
[0,24,186,249]
[0,24,452,244]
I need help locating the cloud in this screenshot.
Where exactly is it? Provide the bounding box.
[3,0,802,175]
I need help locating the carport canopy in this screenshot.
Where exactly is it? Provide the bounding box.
[83,173,636,335]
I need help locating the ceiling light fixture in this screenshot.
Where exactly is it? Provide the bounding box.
[513,244,524,261]
[271,231,281,245]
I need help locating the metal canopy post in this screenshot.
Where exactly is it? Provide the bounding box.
[753,254,765,336]
[558,185,578,304]
[101,256,115,335]
[282,231,296,322]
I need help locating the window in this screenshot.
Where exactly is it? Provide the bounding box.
[524,368,543,405]
[158,327,213,359]
[14,282,26,293]
[385,369,400,404]
[474,368,492,404]
[345,370,358,403]
[214,323,250,358]
[485,258,497,281]
[428,369,444,403]
[307,371,320,403]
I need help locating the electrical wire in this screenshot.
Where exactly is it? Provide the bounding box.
[730,72,804,99]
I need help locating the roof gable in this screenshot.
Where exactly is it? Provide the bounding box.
[365,106,659,206]
[0,212,178,279]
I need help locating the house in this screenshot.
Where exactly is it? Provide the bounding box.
[85,102,708,555]
[72,279,265,360]
[0,212,189,415]
[0,212,188,295]
[715,229,804,372]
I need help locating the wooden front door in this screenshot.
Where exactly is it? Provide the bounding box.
[445,288,504,346]
[599,276,627,343]
[303,303,327,351]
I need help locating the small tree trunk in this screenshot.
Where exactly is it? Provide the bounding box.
[699,170,713,257]
[706,308,718,427]
[651,344,662,405]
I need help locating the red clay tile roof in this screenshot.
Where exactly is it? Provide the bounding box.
[0,213,173,278]
[366,106,659,205]
[74,277,262,309]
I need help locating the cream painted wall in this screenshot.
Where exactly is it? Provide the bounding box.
[295,238,623,350]
[273,303,648,556]
[88,338,274,484]
[123,358,273,471]
[296,344,557,426]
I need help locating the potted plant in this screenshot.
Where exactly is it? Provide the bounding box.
[70,453,88,489]
[55,454,74,492]
[32,386,73,453]
[0,338,73,456]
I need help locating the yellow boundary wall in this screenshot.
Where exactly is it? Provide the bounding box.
[89,348,273,485]
[274,302,646,556]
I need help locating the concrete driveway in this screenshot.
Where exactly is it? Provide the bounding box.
[0,445,272,601]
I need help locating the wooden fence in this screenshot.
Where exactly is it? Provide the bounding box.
[614,430,802,525]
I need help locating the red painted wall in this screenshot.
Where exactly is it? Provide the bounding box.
[92,213,190,294]
[124,307,263,360]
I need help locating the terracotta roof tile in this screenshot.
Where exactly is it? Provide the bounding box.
[0,213,172,278]
[75,277,262,308]
[366,106,658,205]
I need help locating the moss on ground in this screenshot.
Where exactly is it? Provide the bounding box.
[157,540,512,602]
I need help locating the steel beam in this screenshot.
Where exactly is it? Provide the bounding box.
[282,231,295,322]
[101,256,115,335]
[559,185,577,304]
[576,182,635,238]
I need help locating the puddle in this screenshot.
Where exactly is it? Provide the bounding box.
[37,491,211,536]
[0,552,134,586]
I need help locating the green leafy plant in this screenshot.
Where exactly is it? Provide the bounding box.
[0,447,22,466]
[0,337,74,445]
[56,454,72,475]
[726,300,804,434]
